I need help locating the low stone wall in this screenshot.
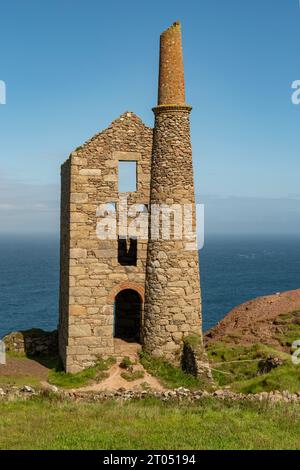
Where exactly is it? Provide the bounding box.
[68,388,300,403]
[3,329,58,356]
[1,385,300,404]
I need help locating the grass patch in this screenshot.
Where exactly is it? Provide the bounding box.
[183,334,202,349]
[275,310,300,348]
[0,375,40,388]
[0,397,299,449]
[276,326,300,348]
[48,357,116,389]
[274,310,300,325]
[207,342,290,387]
[119,356,134,369]
[121,370,145,382]
[206,310,300,393]
[139,351,209,390]
[5,350,27,359]
[207,338,300,393]
[232,363,300,394]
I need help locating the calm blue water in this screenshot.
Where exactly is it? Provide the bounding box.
[201,235,300,329]
[0,235,59,339]
[0,235,300,338]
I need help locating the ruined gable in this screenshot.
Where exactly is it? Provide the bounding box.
[59,112,153,372]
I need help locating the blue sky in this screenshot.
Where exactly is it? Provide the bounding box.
[0,0,300,234]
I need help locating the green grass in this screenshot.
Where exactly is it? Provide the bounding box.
[48,357,116,389]
[207,334,300,392]
[139,352,211,390]
[0,375,40,388]
[276,325,300,348]
[0,397,299,449]
[275,310,300,347]
[6,350,27,359]
[207,342,290,387]
[232,364,300,394]
[183,334,202,349]
[119,356,134,369]
[120,370,145,382]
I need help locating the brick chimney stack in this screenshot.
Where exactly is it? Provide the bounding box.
[158,21,186,106]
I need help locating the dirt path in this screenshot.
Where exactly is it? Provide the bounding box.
[72,362,165,393]
[71,339,165,392]
[0,357,49,380]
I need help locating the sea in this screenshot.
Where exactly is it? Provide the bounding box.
[0,234,300,339]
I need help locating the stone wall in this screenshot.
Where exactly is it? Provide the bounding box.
[59,159,71,368]
[59,112,153,372]
[2,386,300,404]
[181,335,213,382]
[3,329,58,356]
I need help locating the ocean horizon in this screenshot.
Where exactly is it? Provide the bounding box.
[0,233,300,339]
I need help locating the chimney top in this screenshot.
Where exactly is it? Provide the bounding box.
[157,21,186,106]
[161,21,181,36]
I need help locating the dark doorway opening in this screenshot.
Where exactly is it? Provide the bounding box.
[114,289,141,342]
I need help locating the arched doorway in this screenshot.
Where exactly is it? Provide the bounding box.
[114,289,141,342]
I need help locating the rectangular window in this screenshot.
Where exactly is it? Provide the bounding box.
[118,237,137,266]
[118,161,137,192]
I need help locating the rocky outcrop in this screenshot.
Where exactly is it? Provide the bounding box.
[205,289,300,351]
[257,356,284,375]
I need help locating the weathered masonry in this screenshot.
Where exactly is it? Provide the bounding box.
[59,22,210,376]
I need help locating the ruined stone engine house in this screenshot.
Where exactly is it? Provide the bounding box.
[59,22,208,374]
